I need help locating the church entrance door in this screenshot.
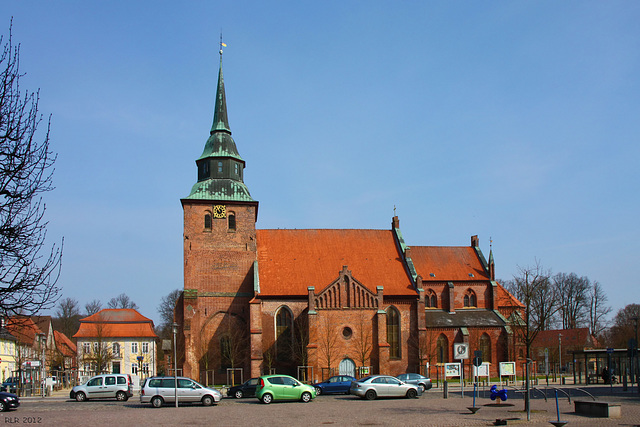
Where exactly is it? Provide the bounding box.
[339,358,356,377]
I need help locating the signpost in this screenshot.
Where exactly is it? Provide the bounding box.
[454,343,469,397]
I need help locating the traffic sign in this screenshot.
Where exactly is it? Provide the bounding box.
[454,343,469,360]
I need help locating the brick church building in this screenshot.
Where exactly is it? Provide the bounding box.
[175,54,524,382]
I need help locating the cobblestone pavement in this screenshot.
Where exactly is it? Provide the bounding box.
[5,383,640,426]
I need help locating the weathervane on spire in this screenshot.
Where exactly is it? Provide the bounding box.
[219,33,227,56]
[490,236,493,250]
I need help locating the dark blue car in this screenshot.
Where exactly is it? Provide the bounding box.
[0,378,19,394]
[228,378,259,398]
[313,375,356,395]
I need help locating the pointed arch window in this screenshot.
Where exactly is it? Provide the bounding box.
[204,213,212,230]
[387,307,400,359]
[275,306,293,359]
[479,333,492,364]
[464,289,477,308]
[228,212,236,231]
[436,334,448,363]
[426,289,437,308]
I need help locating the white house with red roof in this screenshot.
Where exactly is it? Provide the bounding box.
[74,309,158,379]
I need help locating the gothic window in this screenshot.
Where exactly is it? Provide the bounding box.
[464,289,477,307]
[386,307,400,358]
[204,213,212,230]
[275,306,293,359]
[479,333,491,364]
[228,213,236,231]
[220,336,231,369]
[436,334,448,363]
[426,289,437,308]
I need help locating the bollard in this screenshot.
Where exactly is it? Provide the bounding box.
[443,381,448,399]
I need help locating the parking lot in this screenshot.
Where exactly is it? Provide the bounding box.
[5,384,640,426]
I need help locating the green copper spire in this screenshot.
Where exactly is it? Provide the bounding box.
[184,51,255,202]
[210,56,231,134]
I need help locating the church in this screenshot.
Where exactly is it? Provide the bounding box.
[175,53,525,383]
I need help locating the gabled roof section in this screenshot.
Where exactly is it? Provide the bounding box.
[411,246,490,281]
[256,229,414,296]
[495,282,524,308]
[54,330,77,357]
[425,309,506,328]
[6,316,43,346]
[74,309,158,339]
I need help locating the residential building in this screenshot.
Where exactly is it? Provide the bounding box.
[0,318,17,381]
[74,309,158,380]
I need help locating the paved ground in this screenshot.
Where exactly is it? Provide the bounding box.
[5,383,640,426]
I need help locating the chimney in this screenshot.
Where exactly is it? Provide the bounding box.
[392,216,400,229]
[471,235,479,247]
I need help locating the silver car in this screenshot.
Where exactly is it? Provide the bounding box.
[140,377,221,408]
[349,375,421,400]
[396,373,432,392]
[70,374,133,402]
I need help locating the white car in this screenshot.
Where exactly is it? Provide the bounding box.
[140,377,221,408]
[70,374,133,402]
[349,375,421,400]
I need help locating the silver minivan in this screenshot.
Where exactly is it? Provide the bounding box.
[140,377,221,408]
[70,374,133,402]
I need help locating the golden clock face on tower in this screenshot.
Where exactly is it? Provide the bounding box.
[213,205,226,219]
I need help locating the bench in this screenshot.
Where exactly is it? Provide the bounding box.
[574,400,621,418]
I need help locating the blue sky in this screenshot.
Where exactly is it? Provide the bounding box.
[2,1,638,326]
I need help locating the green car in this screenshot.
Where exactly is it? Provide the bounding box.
[255,375,316,404]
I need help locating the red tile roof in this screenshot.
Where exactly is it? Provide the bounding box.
[54,330,77,357]
[257,229,415,296]
[73,309,158,339]
[495,282,524,308]
[533,328,599,349]
[411,246,490,281]
[5,316,43,346]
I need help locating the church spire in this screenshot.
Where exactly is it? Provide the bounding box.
[183,47,256,203]
[210,53,231,134]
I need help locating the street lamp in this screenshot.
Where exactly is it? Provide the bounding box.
[37,333,46,398]
[172,322,178,408]
[558,333,562,379]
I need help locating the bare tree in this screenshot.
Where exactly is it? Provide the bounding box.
[107,293,138,310]
[553,273,590,329]
[606,304,640,348]
[81,322,113,374]
[55,297,80,338]
[263,346,276,375]
[290,312,310,377]
[156,289,181,339]
[588,281,611,337]
[350,310,373,372]
[317,312,340,379]
[0,22,62,317]
[504,260,554,414]
[219,314,247,385]
[84,299,102,316]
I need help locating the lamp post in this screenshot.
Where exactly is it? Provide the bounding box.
[37,333,46,398]
[633,317,639,393]
[558,333,562,380]
[172,322,178,408]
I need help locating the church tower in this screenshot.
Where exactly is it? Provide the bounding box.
[180,52,258,379]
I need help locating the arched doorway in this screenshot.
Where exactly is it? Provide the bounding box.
[339,358,356,377]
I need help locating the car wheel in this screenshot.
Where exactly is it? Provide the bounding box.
[234,390,243,399]
[419,383,426,393]
[301,391,312,403]
[315,387,322,395]
[202,395,214,406]
[116,391,128,401]
[406,388,417,399]
[0,400,6,412]
[365,389,376,400]
[261,393,273,404]
[75,391,87,402]
[151,396,164,408]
